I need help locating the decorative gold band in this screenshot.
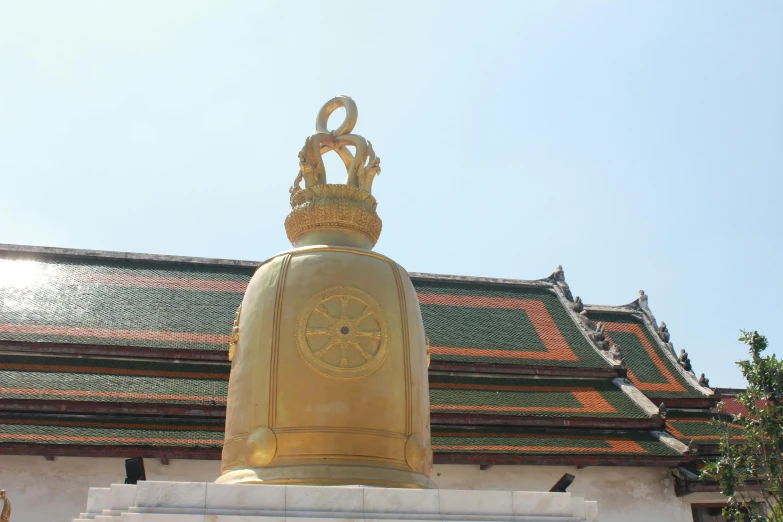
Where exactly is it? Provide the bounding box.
[285,184,383,246]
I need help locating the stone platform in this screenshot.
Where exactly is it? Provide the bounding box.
[73,481,598,522]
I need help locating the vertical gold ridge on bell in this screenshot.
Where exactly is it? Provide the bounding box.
[217,96,434,488]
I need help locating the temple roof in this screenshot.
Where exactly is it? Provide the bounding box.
[0,244,725,466]
[0,248,610,370]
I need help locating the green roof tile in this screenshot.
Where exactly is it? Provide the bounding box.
[0,413,223,447]
[431,430,680,457]
[0,257,251,350]
[665,411,744,443]
[0,369,227,405]
[0,413,678,457]
[416,281,607,369]
[0,257,610,369]
[429,375,647,418]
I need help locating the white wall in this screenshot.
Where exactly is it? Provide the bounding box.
[0,455,220,522]
[0,456,727,522]
[433,463,727,522]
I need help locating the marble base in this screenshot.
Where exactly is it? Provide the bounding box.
[216,465,437,489]
[73,481,598,522]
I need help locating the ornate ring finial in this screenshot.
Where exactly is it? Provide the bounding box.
[290,95,381,195]
[316,96,358,136]
[286,101,385,246]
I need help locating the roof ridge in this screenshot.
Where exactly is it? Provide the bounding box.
[409,272,553,288]
[0,244,586,289]
[0,243,259,268]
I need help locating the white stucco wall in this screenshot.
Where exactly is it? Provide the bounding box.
[0,455,220,522]
[432,463,728,522]
[0,456,727,522]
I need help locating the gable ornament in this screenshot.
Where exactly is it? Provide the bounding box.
[658,321,670,343]
[678,348,692,372]
[609,343,625,366]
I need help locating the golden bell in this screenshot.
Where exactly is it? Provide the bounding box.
[217,96,435,488]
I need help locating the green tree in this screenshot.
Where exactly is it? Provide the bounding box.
[702,331,783,521]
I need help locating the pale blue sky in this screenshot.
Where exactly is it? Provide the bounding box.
[1,1,781,387]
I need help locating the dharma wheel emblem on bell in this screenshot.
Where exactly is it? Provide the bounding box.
[217,96,434,488]
[296,285,390,380]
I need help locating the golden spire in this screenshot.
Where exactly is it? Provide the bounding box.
[285,96,383,249]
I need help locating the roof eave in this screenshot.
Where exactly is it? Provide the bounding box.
[0,443,692,467]
[435,452,693,468]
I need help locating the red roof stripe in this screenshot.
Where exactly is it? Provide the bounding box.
[429,383,616,413]
[666,419,745,441]
[433,439,647,453]
[0,324,228,344]
[0,387,227,403]
[84,274,248,293]
[0,434,219,444]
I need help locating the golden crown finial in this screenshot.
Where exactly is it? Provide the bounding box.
[290,96,381,194]
[285,96,383,248]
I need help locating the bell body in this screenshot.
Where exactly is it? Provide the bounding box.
[217,244,434,488]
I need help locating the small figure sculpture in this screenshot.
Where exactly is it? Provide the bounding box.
[678,349,692,372]
[577,310,595,330]
[609,343,625,365]
[698,373,710,388]
[571,296,584,314]
[638,290,648,309]
[548,265,574,301]
[658,321,670,343]
[589,322,609,351]
[596,322,605,335]
[1,489,10,522]
[657,402,667,418]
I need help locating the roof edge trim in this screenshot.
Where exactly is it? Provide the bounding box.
[0,444,691,466]
[651,430,690,455]
[612,377,662,418]
[409,272,553,289]
[0,243,259,268]
[583,304,639,314]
